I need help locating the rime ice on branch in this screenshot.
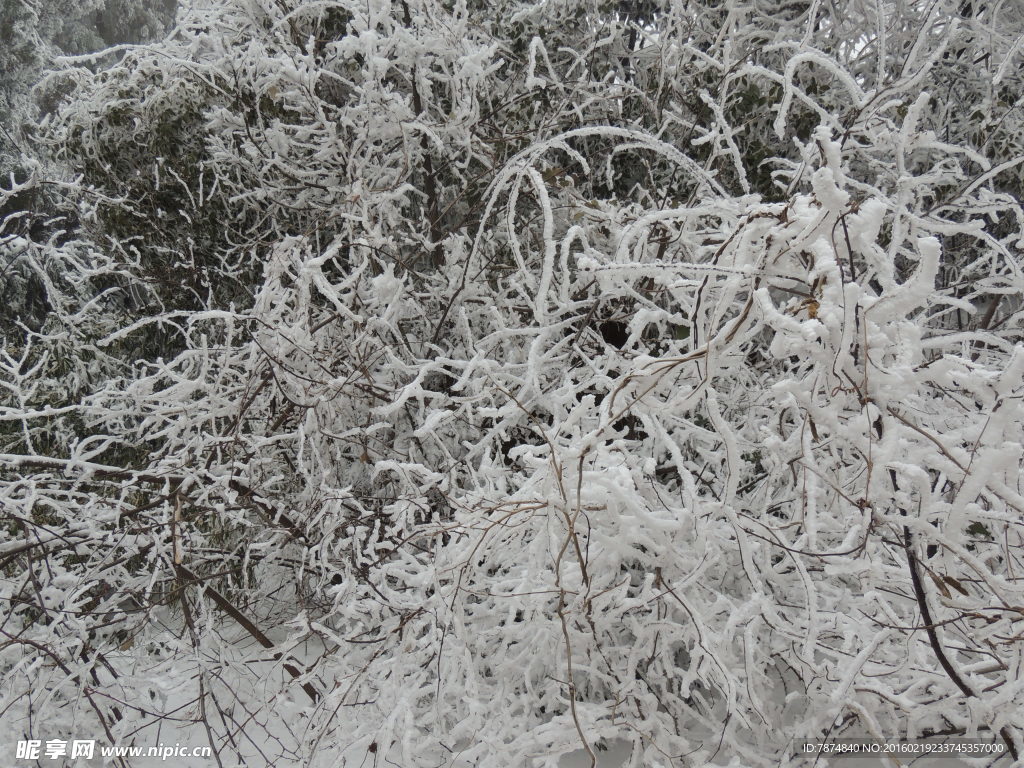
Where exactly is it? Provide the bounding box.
[2,1,1023,766]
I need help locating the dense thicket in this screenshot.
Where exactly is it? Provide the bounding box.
[0,0,176,333]
[2,1,1023,766]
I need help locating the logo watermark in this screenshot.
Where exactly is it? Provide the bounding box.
[16,739,212,761]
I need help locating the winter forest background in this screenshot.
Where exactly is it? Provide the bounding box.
[2,0,1023,766]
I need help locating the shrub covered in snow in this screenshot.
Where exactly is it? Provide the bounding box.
[2,1,1023,765]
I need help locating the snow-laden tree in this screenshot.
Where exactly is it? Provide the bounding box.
[3,1,1024,766]
[0,0,176,167]
[0,0,177,339]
